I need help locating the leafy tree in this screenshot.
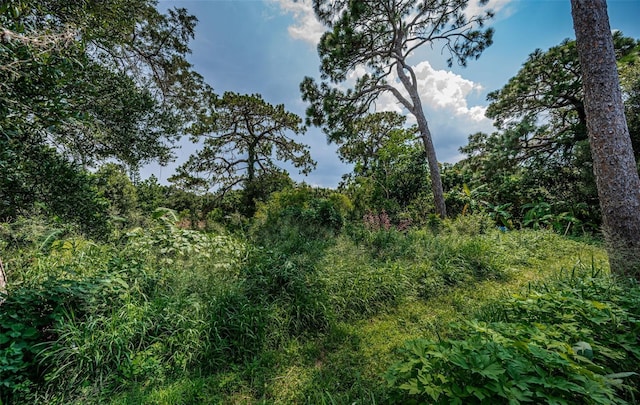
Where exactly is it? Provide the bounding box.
[484,32,638,168]
[1,0,213,168]
[0,0,214,226]
[457,33,640,231]
[0,143,110,237]
[619,46,640,157]
[340,114,431,222]
[172,92,315,216]
[335,111,407,169]
[300,0,495,218]
[94,164,140,227]
[571,0,640,278]
[136,175,168,215]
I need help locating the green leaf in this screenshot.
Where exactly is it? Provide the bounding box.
[604,371,637,379]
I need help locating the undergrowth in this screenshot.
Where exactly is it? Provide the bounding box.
[386,267,640,404]
[1,211,636,404]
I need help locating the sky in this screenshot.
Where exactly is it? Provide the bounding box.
[145,0,640,189]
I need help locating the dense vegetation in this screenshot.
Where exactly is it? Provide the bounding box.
[2,201,639,403]
[2,0,640,404]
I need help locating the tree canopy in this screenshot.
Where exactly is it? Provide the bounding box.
[0,0,214,225]
[341,115,430,222]
[301,0,495,217]
[484,32,639,166]
[456,33,640,231]
[171,92,315,215]
[1,0,213,168]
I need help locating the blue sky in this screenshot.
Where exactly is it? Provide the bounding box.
[146,0,640,188]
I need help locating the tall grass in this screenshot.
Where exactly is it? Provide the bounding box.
[1,212,628,404]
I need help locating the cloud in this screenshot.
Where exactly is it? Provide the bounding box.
[272,0,515,46]
[374,61,490,122]
[269,0,325,45]
[465,0,514,19]
[368,61,494,162]
[414,61,486,119]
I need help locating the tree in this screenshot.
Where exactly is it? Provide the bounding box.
[485,33,638,167]
[335,111,408,170]
[300,0,494,218]
[0,0,214,226]
[171,92,316,216]
[619,45,640,156]
[457,34,640,231]
[571,0,640,278]
[94,164,140,225]
[1,0,212,168]
[336,112,431,220]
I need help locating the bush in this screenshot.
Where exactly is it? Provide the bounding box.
[1,210,252,403]
[386,274,640,404]
[0,274,127,403]
[251,188,352,252]
[386,323,631,404]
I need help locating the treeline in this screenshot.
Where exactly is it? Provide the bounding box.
[3,0,640,242]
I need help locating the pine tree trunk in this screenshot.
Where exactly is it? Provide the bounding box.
[415,113,447,219]
[396,61,448,219]
[571,0,640,279]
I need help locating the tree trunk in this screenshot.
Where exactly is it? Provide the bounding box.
[415,112,447,219]
[571,0,640,279]
[244,142,258,217]
[396,61,448,219]
[0,258,6,305]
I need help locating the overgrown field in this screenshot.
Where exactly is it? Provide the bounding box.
[1,206,639,404]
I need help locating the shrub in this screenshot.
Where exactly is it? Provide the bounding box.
[386,274,640,404]
[1,209,251,403]
[386,322,631,404]
[0,274,126,403]
[251,188,352,252]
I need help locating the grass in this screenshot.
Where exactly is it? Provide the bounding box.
[3,213,626,404]
[111,228,610,404]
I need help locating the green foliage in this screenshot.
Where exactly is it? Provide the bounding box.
[321,256,411,321]
[302,0,495,217]
[0,273,124,402]
[172,92,315,216]
[0,209,251,403]
[340,115,433,224]
[1,0,215,228]
[251,188,352,252]
[457,33,640,233]
[0,144,110,239]
[1,189,629,404]
[522,201,588,234]
[126,208,245,270]
[331,217,509,320]
[302,0,494,138]
[386,273,640,404]
[243,248,331,340]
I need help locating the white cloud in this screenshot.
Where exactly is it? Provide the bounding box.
[415,61,483,116]
[465,0,514,20]
[272,0,515,46]
[367,61,494,162]
[269,0,325,45]
[373,61,489,122]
